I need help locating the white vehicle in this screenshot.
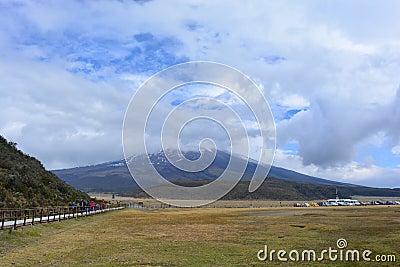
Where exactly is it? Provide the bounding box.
[326,199,360,206]
[326,199,339,206]
[346,199,361,206]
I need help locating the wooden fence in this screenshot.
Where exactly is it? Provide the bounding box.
[0,204,125,230]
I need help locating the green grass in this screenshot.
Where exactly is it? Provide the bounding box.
[1,206,399,266]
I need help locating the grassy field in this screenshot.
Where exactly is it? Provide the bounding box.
[1,206,399,266]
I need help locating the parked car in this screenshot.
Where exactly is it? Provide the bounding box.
[370,200,382,205]
[326,199,339,206]
[311,203,319,207]
[302,203,310,207]
[325,202,338,206]
[293,203,302,207]
[385,201,395,205]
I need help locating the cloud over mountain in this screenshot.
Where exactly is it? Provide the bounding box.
[0,0,399,186]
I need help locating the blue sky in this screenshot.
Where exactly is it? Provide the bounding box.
[0,0,399,187]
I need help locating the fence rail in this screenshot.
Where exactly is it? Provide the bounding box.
[0,204,125,230]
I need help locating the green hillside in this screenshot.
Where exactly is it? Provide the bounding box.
[0,135,89,208]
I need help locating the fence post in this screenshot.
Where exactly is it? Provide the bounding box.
[1,210,5,230]
[23,209,27,226]
[39,208,43,223]
[32,209,35,225]
[13,210,18,230]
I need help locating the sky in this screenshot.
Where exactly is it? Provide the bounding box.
[0,0,399,187]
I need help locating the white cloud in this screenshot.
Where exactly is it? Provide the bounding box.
[0,0,399,187]
[392,146,400,155]
[273,149,400,188]
[1,122,26,138]
[0,55,130,169]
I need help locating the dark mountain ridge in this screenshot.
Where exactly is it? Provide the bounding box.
[53,150,400,200]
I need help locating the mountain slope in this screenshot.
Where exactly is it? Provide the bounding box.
[0,135,89,208]
[53,160,134,192]
[268,166,355,187]
[53,150,400,200]
[53,150,353,193]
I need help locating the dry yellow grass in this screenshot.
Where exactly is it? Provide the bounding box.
[1,206,399,266]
